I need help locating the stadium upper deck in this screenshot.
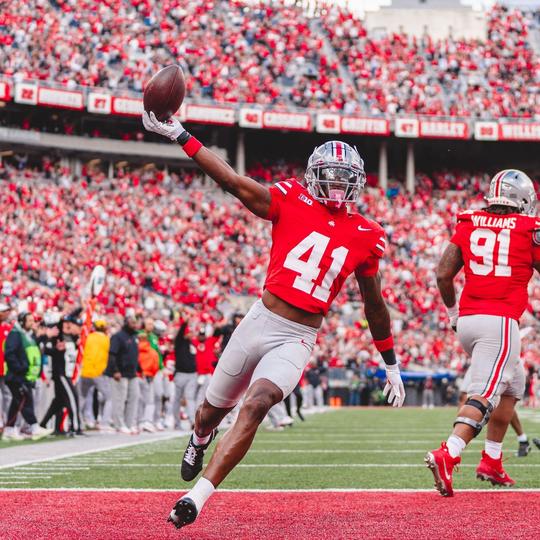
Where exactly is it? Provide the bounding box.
[0,1,538,121]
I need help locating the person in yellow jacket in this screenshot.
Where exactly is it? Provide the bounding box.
[79,320,111,430]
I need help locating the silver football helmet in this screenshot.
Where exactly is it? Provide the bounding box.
[305,141,366,207]
[485,169,537,216]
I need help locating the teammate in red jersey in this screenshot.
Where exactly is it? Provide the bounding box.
[426,169,540,496]
[142,112,405,529]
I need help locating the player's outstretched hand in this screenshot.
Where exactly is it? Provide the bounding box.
[142,111,184,141]
[383,364,405,407]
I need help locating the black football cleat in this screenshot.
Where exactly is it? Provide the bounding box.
[533,438,540,451]
[167,497,198,530]
[181,429,218,481]
[516,440,531,457]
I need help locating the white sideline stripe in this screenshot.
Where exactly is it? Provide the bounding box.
[22,463,540,469]
[0,432,181,471]
[254,435,484,446]
[250,450,441,454]
[1,487,539,493]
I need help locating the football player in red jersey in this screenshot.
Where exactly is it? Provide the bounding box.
[143,112,405,529]
[426,169,540,497]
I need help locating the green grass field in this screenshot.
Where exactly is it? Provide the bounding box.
[2,407,540,490]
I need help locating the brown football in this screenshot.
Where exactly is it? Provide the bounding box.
[143,65,186,122]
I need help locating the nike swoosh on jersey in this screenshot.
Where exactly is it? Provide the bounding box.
[357,226,372,232]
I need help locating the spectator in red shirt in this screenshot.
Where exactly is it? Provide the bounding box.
[193,328,220,407]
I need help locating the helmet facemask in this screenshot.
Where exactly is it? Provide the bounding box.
[305,141,366,209]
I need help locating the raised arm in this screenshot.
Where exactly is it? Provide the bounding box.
[142,112,270,218]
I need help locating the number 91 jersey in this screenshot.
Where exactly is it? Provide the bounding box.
[263,180,386,315]
[451,210,540,321]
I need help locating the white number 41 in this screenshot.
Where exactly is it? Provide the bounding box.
[283,231,348,302]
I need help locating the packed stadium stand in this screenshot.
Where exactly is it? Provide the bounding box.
[1,0,540,393]
[1,156,539,379]
[0,1,538,116]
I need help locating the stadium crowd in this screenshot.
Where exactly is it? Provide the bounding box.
[0,2,538,117]
[0,155,539,439]
[323,4,540,118]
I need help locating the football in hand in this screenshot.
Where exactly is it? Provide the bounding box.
[143,65,186,122]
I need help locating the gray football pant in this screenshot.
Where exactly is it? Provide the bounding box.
[173,372,197,426]
[111,377,140,429]
[79,376,112,426]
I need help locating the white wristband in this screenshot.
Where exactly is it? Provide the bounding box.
[446,304,459,320]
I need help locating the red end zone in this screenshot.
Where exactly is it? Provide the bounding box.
[1,490,539,539]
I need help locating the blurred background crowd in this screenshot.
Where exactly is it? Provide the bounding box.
[0,153,539,440]
[1,1,539,117]
[1,0,540,439]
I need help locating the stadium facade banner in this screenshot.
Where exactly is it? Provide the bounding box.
[262,111,312,131]
[394,118,419,138]
[341,116,390,136]
[474,121,499,141]
[239,108,264,129]
[14,83,38,105]
[88,93,113,115]
[38,87,84,110]
[186,105,236,126]
[111,97,144,116]
[316,113,340,133]
[0,81,11,101]
[419,120,468,139]
[498,123,540,141]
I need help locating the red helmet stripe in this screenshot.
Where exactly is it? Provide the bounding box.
[493,170,506,198]
[335,142,343,161]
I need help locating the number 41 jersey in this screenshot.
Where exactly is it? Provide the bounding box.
[451,209,540,321]
[263,180,386,315]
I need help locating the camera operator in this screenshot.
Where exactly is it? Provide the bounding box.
[40,310,83,435]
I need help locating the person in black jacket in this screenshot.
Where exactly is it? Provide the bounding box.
[172,319,197,429]
[3,312,52,441]
[40,312,83,435]
[105,312,140,433]
[213,313,244,355]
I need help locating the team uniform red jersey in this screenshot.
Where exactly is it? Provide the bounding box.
[263,180,386,315]
[451,210,540,321]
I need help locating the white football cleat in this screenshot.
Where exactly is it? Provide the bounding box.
[2,427,25,441]
[30,426,54,441]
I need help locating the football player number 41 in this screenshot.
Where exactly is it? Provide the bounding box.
[470,228,511,277]
[284,231,348,302]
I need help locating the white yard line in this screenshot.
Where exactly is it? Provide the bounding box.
[254,434,484,442]
[0,481,30,485]
[19,463,540,468]
[0,487,539,493]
